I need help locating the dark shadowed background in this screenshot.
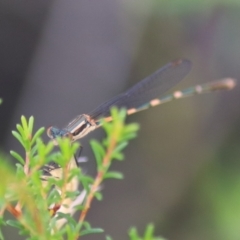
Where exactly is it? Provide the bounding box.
[1,1,240,240]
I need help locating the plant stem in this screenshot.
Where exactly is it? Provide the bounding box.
[24,151,30,175]
[6,204,21,218]
[77,136,117,239]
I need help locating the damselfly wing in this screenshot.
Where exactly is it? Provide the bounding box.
[47,59,236,142]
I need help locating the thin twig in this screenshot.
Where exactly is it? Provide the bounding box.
[24,151,30,175]
[77,136,117,239]
[15,151,31,213]
[6,204,21,218]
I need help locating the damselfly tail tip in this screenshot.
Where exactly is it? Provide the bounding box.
[212,78,237,91]
[222,78,237,90]
[171,58,191,67]
[172,59,184,66]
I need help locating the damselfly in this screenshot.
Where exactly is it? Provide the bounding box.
[47,59,236,142]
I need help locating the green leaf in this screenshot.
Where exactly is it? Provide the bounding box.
[65,190,80,199]
[73,205,85,212]
[109,107,118,120]
[94,191,103,201]
[118,107,127,119]
[30,144,38,156]
[121,132,138,141]
[0,218,6,226]
[124,123,140,133]
[31,127,45,145]
[101,120,112,135]
[47,188,62,205]
[114,141,128,152]
[45,140,54,154]
[16,124,25,138]
[57,212,77,227]
[10,151,25,165]
[80,228,104,236]
[64,224,78,239]
[68,167,81,182]
[80,175,94,192]
[129,224,166,240]
[111,151,124,161]
[6,220,22,229]
[106,236,113,240]
[111,107,127,122]
[82,221,91,229]
[15,163,25,179]
[18,228,30,236]
[12,131,25,148]
[0,217,6,240]
[21,115,28,133]
[90,140,105,170]
[104,171,124,180]
[144,223,154,239]
[28,116,34,136]
[128,227,139,240]
[0,228,5,240]
[121,123,139,141]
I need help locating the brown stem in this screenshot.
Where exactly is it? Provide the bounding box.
[6,204,21,218]
[15,151,31,213]
[77,136,117,239]
[24,151,30,175]
[50,156,75,217]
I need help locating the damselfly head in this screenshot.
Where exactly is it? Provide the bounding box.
[47,127,73,143]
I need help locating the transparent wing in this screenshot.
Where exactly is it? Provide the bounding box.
[89,59,191,119]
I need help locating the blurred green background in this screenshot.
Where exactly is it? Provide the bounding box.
[1,0,240,239]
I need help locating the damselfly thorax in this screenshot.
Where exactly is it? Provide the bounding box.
[48,114,98,142]
[47,59,236,142]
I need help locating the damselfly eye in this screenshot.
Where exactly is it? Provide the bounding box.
[47,127,55,139]
[47,127,73,141]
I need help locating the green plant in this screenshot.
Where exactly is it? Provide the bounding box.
[0,108,165,240]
